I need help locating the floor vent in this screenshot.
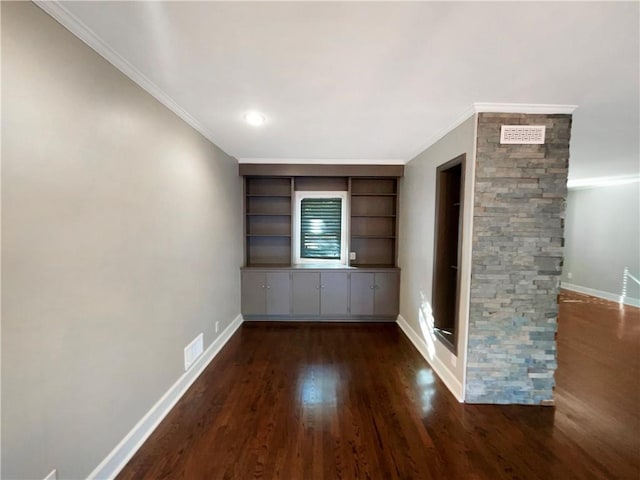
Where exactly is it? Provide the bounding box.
[184,333,204,371]
[500,125,546,144]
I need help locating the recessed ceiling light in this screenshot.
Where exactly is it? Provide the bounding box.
[244,111,266,126]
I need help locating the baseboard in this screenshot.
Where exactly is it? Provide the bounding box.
[87,314,244,480]
[396,315,464,402]
[561,282,640,308]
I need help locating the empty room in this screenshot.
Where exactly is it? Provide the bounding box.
[2,1,639,479]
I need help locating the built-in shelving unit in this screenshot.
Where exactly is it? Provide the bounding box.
[244,177,293,267]
[241,166,402,320]
[349,178,398,268]
[243,173,400,269]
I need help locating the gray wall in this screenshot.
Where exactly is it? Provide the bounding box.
[2,3,242,479]
[398,115,477,400]
[562,182,640,301]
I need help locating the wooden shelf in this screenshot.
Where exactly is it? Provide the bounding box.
[246,213,292,216]
[349,178,399,268]
[247,194,291,198]
[351,195,396,216]
[247,234,292,238]
[351,193,397,197]
[246,196,291,216]
[243,176,399,268]
[352,235,396,239]
[350,178,397,195]
[349,263,396,269]
[246,177,292,196]
[350,237,395,267]
[245,263,292,268]
[245,177,293,267]
[246,236,291,266]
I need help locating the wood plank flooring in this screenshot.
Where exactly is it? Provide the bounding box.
[117,291,640,479]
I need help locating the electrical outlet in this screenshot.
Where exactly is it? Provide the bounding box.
[349,252,356,261]
[44,470,57,480]
[567,272,573,279]
[215,321,219,334]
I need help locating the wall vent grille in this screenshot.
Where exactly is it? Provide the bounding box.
[184,333,204,371]
[500,125,546,144]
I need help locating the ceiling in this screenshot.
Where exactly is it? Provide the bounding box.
[44,1,639,181]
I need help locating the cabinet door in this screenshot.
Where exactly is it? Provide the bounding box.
[350,272,375,315]
[241,271,266,315]
[374,272,400,316]
[292,272,320,315]
[320,272,349,315]
[266,272,291,315]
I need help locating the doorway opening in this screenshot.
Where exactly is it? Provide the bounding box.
[432,154,465,354]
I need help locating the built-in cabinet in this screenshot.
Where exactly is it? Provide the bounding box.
[241,167,402,322]
[241,270,291,316]
[291,271,350,316]
[349,271,400,316]
[241,268,399,320]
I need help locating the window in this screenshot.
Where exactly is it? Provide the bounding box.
[293,191,348,264]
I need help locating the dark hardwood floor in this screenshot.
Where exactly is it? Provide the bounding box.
[117,291,640,479]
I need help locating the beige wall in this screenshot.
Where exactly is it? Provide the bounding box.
[1,3,242,478]
[398,115,476,400]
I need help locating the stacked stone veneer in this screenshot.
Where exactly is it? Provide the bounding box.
[465,113,572,404]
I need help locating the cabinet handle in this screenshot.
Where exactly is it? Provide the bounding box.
[266,285,271,289]
[320,285,325,289]
[261,285,265,289]
[370,285,374,289]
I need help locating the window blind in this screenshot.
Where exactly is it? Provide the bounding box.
[300,198,342,259]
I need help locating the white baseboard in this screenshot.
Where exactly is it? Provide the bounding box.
[561,282,640,308]
[396,315,464,402]
[87,314,244,480]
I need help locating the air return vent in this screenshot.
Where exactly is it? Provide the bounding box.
[184,333,203,371]
[500,125,546,144]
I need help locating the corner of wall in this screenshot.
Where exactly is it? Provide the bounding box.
[396,316,464,402]
[397,114,476,403]
[87,315,243,480]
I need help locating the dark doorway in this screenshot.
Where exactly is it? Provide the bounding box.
[432,154,465,354]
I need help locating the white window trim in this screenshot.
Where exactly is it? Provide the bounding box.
[293,191,348,265]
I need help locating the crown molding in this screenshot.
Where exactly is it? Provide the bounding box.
[31,3,581,166]
[33,0,228,153]
[405,105,477,162]
[567,173,640,190]
[405,102,580,162]
[237,158,406,165]
[473,102,578,114]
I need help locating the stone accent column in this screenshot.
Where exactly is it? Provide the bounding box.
[465,113,572,404]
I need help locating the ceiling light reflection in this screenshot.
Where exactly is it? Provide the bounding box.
[244,111,267,126]
[299,365,338,406]
[417,368,436,414]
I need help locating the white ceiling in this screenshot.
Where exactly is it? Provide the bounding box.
[45,1,639,180]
